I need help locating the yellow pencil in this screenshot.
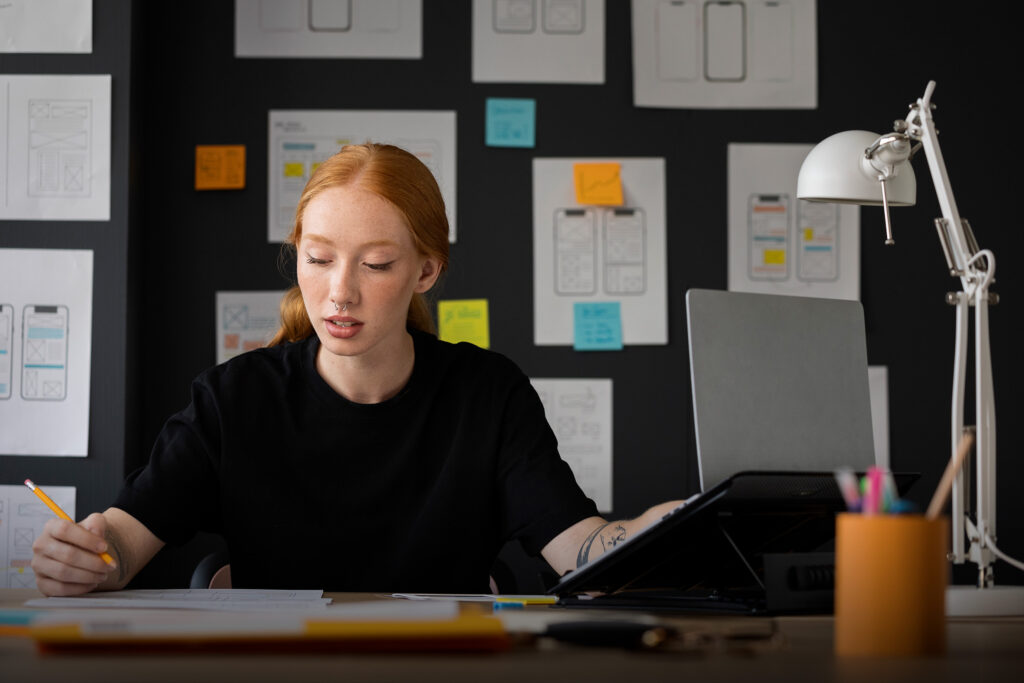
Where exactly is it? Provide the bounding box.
[24,479,116,567]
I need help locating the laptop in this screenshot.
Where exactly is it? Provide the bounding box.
[686,288,876,490]
[549,290,914,613]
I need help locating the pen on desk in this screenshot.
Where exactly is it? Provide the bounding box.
[24,479,116,567]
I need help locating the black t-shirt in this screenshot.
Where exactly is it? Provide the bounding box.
[114,329,598,592]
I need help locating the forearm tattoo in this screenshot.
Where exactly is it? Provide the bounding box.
[576,523,628,568]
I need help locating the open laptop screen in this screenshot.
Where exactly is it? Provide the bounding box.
[686,289,876,491]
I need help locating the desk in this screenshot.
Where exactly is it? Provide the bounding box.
[2,589,1022,683]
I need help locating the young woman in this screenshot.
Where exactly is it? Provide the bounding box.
[31,144,680,596]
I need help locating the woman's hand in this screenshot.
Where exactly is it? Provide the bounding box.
[31,512,118,596]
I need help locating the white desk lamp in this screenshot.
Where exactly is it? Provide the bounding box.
[797,81,1024,616]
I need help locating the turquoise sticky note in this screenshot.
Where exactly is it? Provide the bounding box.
[574,302,623,351]
[485,98,536,148]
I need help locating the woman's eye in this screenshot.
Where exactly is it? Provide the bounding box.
[365,262,393,271]
[305,255,328,265]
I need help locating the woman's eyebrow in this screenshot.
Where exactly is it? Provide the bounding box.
[302,234,400,249]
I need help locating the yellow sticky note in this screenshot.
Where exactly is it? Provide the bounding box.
[803,227,815,241]
[195,145,246,190]
[574,162,624,206]
[438,299,490,349]
[764,249,787,265]
[283,162,305,178]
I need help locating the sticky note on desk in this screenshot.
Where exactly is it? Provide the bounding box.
[486,98,535,148]
[574,162,623,206]
[574,302,623,351]
[438,299,490,349]
[195,145,246,190]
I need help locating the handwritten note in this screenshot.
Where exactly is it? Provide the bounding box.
[573,302,623,351]
[438,299,490,349]
[485,98,536,148]
[195,145,246,190]
[573,162,624,206]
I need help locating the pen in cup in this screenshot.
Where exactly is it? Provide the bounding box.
[24,479,116,567]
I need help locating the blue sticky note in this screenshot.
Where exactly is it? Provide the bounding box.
[485,98,536,148]
[574,302,623,351]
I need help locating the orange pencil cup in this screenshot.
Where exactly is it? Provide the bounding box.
[834,513,948,656]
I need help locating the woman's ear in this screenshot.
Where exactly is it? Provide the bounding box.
[414,256,442,293]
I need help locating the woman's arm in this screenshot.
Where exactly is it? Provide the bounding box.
[540,500,684,576]
[31,507,164,596]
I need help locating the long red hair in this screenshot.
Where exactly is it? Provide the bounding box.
[269,143,449,346]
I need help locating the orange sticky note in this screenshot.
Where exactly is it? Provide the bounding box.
[195,145,246,190]
[574,162,624,206]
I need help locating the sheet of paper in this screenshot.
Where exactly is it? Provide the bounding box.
[632,0,817,109]
[27,600,461,634]
[437,299,489,349]
[530,378,613,512]
[574,162,623,205]
[235,0,422,59]
[0,0,92,53]
[26,588,331,611]
[195,145,246,190]
[472,0,604,83]
[727,143,860,300]
[0,249,93,456]
[216,291,285,364]
[533,158,667,346]
[0,75,111,220]
[485,98,535,148]
[0,484,75,588]
[573,302,622,351]
[268,110,457,242]
[868,365,890,470]
[392,593,556,604]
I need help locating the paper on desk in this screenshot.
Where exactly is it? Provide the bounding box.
[26,588,331,611]
[392,593,556,604]
[28,600,461,635]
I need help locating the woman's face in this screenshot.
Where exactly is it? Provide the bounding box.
[296,184,439,363]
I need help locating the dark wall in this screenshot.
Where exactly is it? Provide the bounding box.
[0,2,136,521]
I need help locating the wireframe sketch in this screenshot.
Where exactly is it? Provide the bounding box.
[704,0,745,81]
[28,99,91,198]
[494,0,536,32]
[797,200,839,282]
[542,0,584,33]
[748,193,789,280]
[21,304,69,401]
[554,208,597,295]
[604,208,646,294]
[654,0,794,84]
[0,304,12,399]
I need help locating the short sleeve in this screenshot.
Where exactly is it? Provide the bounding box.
[496,372,599,555]
[113,377,223,546]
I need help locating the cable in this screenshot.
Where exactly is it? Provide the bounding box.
[984,533,1024,572]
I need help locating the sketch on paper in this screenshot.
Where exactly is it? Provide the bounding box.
[728,143,859,300]
[28,99,91,198]
[531,378,612,512]
[633,0,816,108]
[235,0,422,58]
[0,485,75,588]
[20,305,69,401]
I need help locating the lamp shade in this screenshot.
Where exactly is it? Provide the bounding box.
[797,130,916,206]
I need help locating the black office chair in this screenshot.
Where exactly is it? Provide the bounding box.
[189,551,232,589]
